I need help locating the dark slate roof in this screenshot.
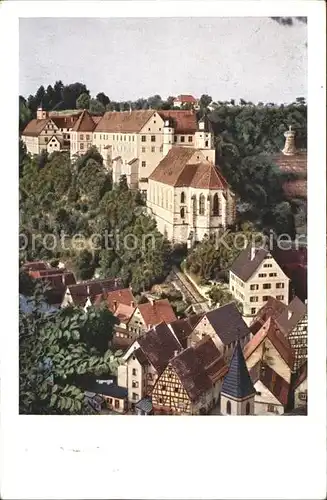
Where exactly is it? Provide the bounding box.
[86,381,127,399]
[205,302,250,345]
[276,296,307,336]
[230,243,268,282]
[135,397,153,413]
[250,297,288,335]
[138,322,182,374]
[221,340,255,399]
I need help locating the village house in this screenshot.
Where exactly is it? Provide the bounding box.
[250,296,307,371]
[188,302,251,361]
[70,109,102,160]
[125,298,177,338]
[61,278,123,308]
[21,106,81,155]
[167,312,205,348]
[84,376,128,414]
[244,317,295,384]
[220,340,256,416]
[147,146,235,244]
[249,361,290,415]
[272,243,307,303]
[173,94,199,109]
[151,336,227,415]
[117,322,183,407]
[292,361,307,409]
[229,244,290,324]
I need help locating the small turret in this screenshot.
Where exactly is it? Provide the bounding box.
[282,125,297,156]
[37,104,47,120]
[163,119,174,157]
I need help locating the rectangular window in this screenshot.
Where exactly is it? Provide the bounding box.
[99,135,101,140]
[132,381,139,388]
[80,134,84,140]
[80,143,84,150]
[132,368,137,376]
[188,136,193,142]
[174,135,177,143]
[151,135,156,142]
[250,284,259,290]
[132,393,139,400]
[276,295,284,300]
[251,308,256,315]
[161,385,166,391]
[263,263,272,268]
[267,404,275,412]
[141,135,146,142]
[250,296,258,302]
[258,273,267,278]
[108,398,113,404]
[174,387,179,393]
[93,134,96,139]
[262,296,269,301]
[263,284,271,289]
[86,134,90,140]
[180,136,185,143]
[45,138,48,143]
[142,161,146,168]
[151,146,155,153]
[269,273,277,277]
[114,399,120,409]
[276,283,285,289]
[142,147,146,153]
[124,135,126,141]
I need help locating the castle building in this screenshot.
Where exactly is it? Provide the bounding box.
[147,147,235,244]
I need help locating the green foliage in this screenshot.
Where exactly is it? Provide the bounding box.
[76,92,90,109]
[89,98,105,115]
[19,282,121,415]
[207,284,243,313]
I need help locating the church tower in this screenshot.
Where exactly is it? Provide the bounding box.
[36,104,47,120]
[194,115,215,163]
[220,340,255,415]
[282,125,297,156]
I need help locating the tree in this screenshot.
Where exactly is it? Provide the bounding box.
[73,249,94,280]
[207,284,243,313]
[147,95,163,109]
[96,92,110,107]
[89,98,105,115]
[19,282,121,415]
[199,94,212,109]
[63,82,90,109]
[76,92,90,110]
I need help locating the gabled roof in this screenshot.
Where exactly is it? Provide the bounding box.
[158,110,197,134]
[71,110,97,132]
[51,114,81,129]
[22,261,49,271]
[136,299,177,327]
[171,347,212,401]
[250,361,290,405]
[149,147,228,189]
[276,296,307,336]
[168,313,204,344]
[230,244,269,282]
[204,302,250,345]
[65,278,123,307]
[94,110,155,133]
[175,95,197,103]
[22,118,50,137]
[137,322,182,373]
[244,317,295,370]
[221,340,255,400]
[250,297,288,335]
[94,288,135,312]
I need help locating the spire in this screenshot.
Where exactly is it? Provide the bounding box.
[282,125,297,156]
[221,340,255,399]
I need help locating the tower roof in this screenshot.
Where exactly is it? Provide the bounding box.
[221,340,255,399]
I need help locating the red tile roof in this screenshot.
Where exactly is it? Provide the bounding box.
[22,118,50,137]
[71,110,97,132]
[94,110,154,133]
[113,303,135,324]
[94,288,136,312]
[158,110,197,134]
[22,261,49,272]
[137,299,177,327]
[149,147,228,189]
[50,114,81,129]
[244,317,295,370]
[175,95,197,103]
[250,361,290,406]
[65,278,123,307]
[250,297,288,335]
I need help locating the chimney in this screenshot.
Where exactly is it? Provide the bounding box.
[113,299,118,311]
[287,310,293,320]
[250,246,256,261]
[282,126,297,156]
[131,301,135,308]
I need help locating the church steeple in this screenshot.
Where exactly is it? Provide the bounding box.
[220,340,255,415]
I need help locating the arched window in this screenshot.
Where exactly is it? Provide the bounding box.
[180,207,185,219]
[199,194,205,215]
[245,402,251,415]
[226,400,231,415]
[213,193,219,216]
[192,196,197,215]
[180,191,185,204]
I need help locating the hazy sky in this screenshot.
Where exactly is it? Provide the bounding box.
[19,17,307,104]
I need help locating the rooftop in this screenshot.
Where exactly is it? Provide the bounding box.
[221,340,255,400]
